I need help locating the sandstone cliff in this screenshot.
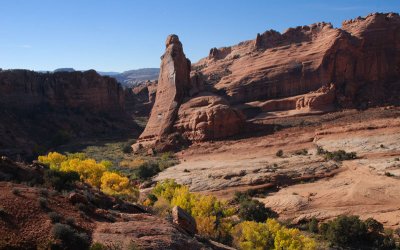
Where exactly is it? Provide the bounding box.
[193,12,400,112]
[0,70,136,159]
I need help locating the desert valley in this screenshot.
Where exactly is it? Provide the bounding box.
[0,9,400,250]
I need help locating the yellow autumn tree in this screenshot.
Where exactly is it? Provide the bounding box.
[60,158,107,187]
[38,152,67,170]
[100,172,138,201]
[233,221,275,250]
[274,227,316,250]
[233,219,316,250]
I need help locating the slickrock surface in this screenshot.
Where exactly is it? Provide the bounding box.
[156,107,400,228]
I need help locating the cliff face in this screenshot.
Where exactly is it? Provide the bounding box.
[0,69,124,114]
[0,70,136,159]
[193,13,400,109]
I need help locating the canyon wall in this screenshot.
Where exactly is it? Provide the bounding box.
[0,70,136,159]
[193,12,400,109]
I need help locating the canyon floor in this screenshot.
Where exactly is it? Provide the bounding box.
[156,107,400,228]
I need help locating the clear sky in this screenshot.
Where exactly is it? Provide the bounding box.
[0,0,398,72]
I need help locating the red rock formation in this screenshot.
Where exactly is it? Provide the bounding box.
[251,84,336,112]
[138,35,191,147]
[0,69,124,114]
[193,13,400,109]
[174,93,245,141]
[135,35,245,150]
[0,69,136,159]
[125,80,158,117]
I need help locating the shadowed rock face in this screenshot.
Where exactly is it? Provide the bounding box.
[139,35,191,145]
[0,70,135,159]
[193,12,400,108]
[0,69,124,114]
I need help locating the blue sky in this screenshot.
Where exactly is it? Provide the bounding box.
[0,0,398,72]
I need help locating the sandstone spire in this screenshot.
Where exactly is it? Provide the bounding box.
[138,34,191,145]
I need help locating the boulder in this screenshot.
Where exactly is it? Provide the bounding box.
[172,206,197,235]
[68,192,88,205]
[174,93,245,141]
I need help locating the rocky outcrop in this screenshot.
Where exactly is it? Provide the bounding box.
[135,35,245,151]
[125,80,158,117]
[172,206,197,235]
[193,13,400,110]
[93,213,210,250]
[250,84,336,112]
[174,93,245,141]
[138,35,191,147]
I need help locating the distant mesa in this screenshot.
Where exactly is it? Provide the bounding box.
[53,68,76,72]
[113,68,160,87]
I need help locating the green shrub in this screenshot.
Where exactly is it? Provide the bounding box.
[51,223,90,250]
[0,206,7,216]
[48,212,62,223]
[136,161,160,179]
[276,149,283,157]
[38,197,48,209]
[122,145,133,154]
[294,149,308,156]
[237,198,276,222]
[323,149,357,161]
[319,215,396,249]
[44,169,80,191]
[308,217,319,233]
[90,242,107,250]
[39,188,49,197]
[65,217,76,226]
[12,188,20,195]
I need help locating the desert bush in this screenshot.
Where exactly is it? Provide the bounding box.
[122,145,133,154]
[44,169,80,191]
[276,149,283,157]
[12,187,20,195]
[294,149,308,156]
[136,161,160,179]
[38,197,48,209]
[319,215,396,249]
[48,211,62,223]
[52,223,90,250]
[308,217,319,233]
[65,217,76,226]
[237,198,276,222]
[323,149,357,161]
[39,188,49,197]
[0,206,7,216]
